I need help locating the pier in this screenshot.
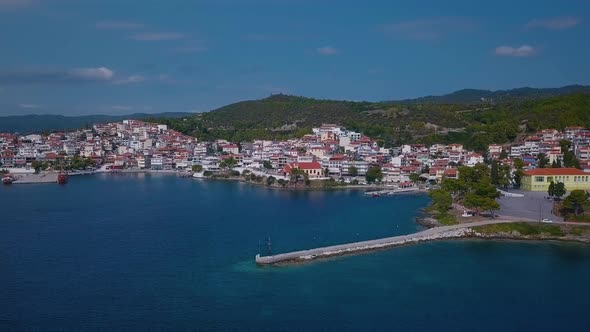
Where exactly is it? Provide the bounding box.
[255,219,589,265]
[11,172,58,184]
[364,187,421,196]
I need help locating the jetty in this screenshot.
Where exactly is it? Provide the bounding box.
[11,172,59,184]
[255,219,589,265]
[364,187,421,196]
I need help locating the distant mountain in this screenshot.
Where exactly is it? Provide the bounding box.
[0,112,194,134]
[394,85,590,104]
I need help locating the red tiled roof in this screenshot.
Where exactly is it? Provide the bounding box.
[524,168,587,176]
[296,161,322,170]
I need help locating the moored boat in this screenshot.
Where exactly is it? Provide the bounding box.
[2,175,13,185]
[57,173,68,184]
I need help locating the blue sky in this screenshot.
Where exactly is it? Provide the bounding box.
[0,0,588,115]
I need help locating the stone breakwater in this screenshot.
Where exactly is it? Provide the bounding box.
[255,220,508,265]
[255,220,590,265]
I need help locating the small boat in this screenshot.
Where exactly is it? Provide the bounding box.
[57,173,68,184]
[2,175,13,185]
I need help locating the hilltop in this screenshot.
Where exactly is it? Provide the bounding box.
[154,90,590,152]
[393,85,590,104]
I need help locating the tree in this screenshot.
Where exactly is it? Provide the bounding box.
[323,167,329,176]
[290,168,305,184]
[490,160,499,185]
[365,166,383,183]
[562,190,588,216]
[423,164,430,174]
[277,179,287,188]
[348,165,358,177]
[31,160,46,174]
[554,182,566,199]
[498,164,511,188]
[458,164,489,186]
[441,178,467,195]
[480,197,501,217]
[220,157,237,169]
[429,189,452,212]
[537,153,548,168]
[464,193,500,217]
[266,176,276,186]
[547,181,555,197]
[513,158,524,188]
[409,173,420,183]
[192,164,203,172]
[556,159,562,168]
[262,160,273,169]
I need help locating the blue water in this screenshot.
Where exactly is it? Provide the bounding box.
[1,174,590,331]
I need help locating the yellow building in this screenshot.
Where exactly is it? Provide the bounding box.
[522,168,590,191]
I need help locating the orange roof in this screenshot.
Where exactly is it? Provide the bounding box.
[524,168,587,176]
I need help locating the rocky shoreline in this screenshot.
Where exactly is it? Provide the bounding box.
[468,228,590,245]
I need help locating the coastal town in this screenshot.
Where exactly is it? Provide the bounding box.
[1,120,590,190]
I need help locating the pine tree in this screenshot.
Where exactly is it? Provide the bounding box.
[547,181,555,197]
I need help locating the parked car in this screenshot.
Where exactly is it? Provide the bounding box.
[541,218,553,223]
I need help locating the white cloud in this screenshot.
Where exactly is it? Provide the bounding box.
[113,75,145,85]
[69,67,114,80]
[96,20,144,30]
[495,45,536,57]
[526,17,581,30]
[130,32,186,41]
[18,103,42,109]
[316,46,339,56]
[0,66,115,85]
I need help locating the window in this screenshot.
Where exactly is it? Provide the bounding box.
[535,176,544,182]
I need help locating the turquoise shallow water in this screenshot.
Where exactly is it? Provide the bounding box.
[1,174,590,331]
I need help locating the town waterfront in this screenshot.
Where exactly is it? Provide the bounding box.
[2,174,590,331]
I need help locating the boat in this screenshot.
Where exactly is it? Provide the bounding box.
[2,175,13,185]
[57,173,68,184]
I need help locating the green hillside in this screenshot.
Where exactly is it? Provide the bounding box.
[154,93,590,152]
[394,85,590,104]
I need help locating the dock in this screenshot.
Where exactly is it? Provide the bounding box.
[255,219,539,265]
[364,187,421,196]
[11,173,59,184]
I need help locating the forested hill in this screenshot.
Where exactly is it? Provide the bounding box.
[0,112,193,134]
[394,85,590,104]
[153,92,590,152]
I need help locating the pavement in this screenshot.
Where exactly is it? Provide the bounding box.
[497,189,559,221]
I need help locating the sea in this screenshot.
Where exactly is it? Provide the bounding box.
[1,173,590,331]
